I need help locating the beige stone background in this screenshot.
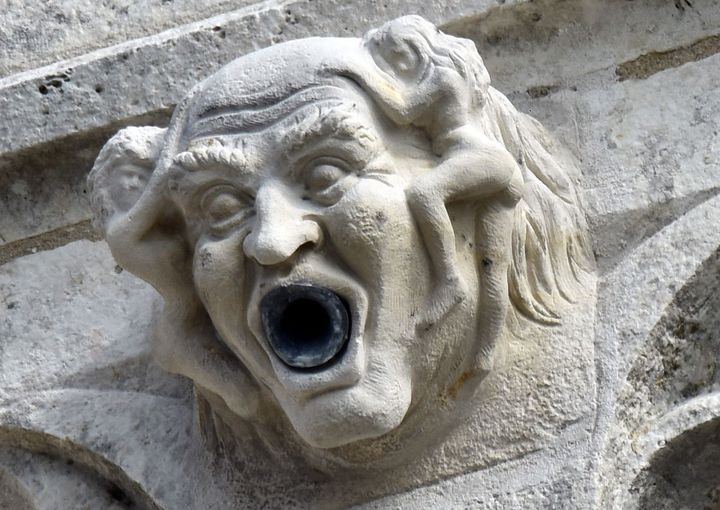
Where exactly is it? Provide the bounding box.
[1,0,720,508]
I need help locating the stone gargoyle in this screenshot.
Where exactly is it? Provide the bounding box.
[87,15,595,474]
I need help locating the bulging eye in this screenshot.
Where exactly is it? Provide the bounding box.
[305,163,346,192]
[200,186,252,232]
[206,191,243,220]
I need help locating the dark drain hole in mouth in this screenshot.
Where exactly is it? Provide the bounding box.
[260,285,350,370]
[279,298,332,349]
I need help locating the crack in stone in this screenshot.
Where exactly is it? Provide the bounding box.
[616,33,720,81]
[526,84,560,98]
[0,220,102,266]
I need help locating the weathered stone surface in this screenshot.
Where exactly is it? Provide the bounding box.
[0,240,166,398]
[0,239,594,509]
[450,0,720,95]
[0,0,260,78]
[0,0,510,245]
[3,0,718,160]
[0,0,509,157]
[0,464,35,510]
[596,196,720,508]
[83,15,596,484]
[0,446,138,510]
[511,53,720,271]
[0,111,169,246]
[0,241,199,509]
[1,1,720,508]
[5,0,716,247]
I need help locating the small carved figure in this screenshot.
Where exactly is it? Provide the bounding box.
[89,126,165,228]
[340,16,524,327]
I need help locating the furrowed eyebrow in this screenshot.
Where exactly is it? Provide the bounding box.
[281,103,379,161]
[172,144,251,176]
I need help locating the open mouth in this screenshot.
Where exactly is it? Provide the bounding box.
[260,284,351,370]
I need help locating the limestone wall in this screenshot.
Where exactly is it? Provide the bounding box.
[2,1,719,508]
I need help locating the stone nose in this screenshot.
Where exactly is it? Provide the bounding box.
[243,181,322,266]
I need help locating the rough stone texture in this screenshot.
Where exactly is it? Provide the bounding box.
[0,0,259,78]
[0,111,169,245]
[4,0,715,245]
[0,0,513,156]
[82,15,594,479]
[3,0,717,157]
[0,446,138,510]
[519,54,720,271]
[0,241,195,509]
[1,0,720,508]
[0,0,511,246]
[451,0,720,93]
[0,465,35,510]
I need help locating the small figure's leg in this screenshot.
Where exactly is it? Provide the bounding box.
[407,183,469,331]
[406,145,522,331]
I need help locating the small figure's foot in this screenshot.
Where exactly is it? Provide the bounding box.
[416,275,469,332]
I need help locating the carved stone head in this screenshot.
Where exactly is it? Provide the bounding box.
[88,16,593,472]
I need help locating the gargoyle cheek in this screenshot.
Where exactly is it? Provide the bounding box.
[324,180,413,279]
[192,236,248,333]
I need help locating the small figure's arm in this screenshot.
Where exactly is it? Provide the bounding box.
[91,129,259,419]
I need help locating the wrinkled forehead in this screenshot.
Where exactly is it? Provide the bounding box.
[178,37,368,144]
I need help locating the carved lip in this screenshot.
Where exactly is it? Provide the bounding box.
[247,266,368,399]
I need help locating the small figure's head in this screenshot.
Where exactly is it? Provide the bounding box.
[88,16,593,469]
[363,15,490,110]
[87,126,166,230]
